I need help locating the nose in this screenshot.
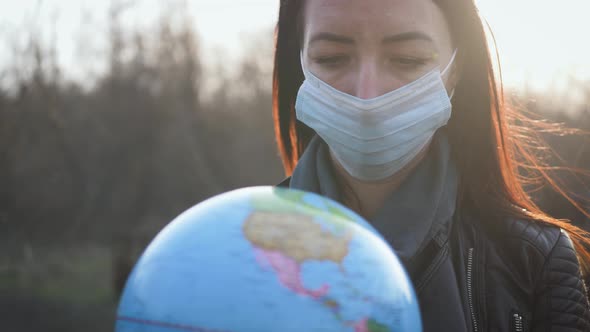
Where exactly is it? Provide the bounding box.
[353,60,401,99]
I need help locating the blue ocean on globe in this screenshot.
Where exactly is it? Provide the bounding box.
[116,186,422,332]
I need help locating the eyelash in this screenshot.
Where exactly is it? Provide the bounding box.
[392,57,430,69]
[313,55,350,67]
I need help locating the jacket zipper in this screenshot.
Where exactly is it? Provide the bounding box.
[511,312,524,332]
[467,248,479,332]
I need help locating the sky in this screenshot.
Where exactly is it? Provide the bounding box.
[1,0,590,98]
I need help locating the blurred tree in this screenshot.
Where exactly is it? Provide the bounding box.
[0,4,282,330]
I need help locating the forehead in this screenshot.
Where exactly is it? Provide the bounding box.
[302,0,444,37]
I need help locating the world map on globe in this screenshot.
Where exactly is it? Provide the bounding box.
[116,187,421,332]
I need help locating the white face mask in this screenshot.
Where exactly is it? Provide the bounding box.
[295,50,457,182]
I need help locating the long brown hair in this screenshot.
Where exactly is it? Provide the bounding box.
[272,0,590,273]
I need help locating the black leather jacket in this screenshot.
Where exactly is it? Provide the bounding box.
[278,178,590,331]
[444,211,590,332]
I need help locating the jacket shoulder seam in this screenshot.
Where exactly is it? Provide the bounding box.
[503,219,561,257]
[533,229,570,292]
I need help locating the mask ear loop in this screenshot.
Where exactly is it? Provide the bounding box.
[442,49,458,99]
[300,50,309,75]
[299,50,319,83]
[441,49,458,76]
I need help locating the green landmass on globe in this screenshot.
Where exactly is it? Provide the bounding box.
[252,188,360,233]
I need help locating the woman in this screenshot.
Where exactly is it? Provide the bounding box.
[273,0,590,331]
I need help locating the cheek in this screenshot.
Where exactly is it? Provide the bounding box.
[311,70,355,94]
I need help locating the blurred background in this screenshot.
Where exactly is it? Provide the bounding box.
[0,0,588,331]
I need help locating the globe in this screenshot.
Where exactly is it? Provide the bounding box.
[115,186,422,332]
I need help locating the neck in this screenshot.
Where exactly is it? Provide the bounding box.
[330,145,431,220]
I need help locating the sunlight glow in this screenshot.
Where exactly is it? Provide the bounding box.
[476,0,590,94]
[1,0,589,96]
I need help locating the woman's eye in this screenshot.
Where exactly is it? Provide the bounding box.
[391,57,429,69]
[313,55,350,68]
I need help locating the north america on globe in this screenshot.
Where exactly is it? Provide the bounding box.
[244,195,390,332]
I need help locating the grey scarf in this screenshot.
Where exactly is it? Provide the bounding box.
[289,130,459,263]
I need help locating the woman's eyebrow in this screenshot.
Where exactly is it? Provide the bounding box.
[309,31,434,46]
[382,31,434,44]
[309,32,355,45]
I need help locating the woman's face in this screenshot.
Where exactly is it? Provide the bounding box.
[301,0,455,99]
